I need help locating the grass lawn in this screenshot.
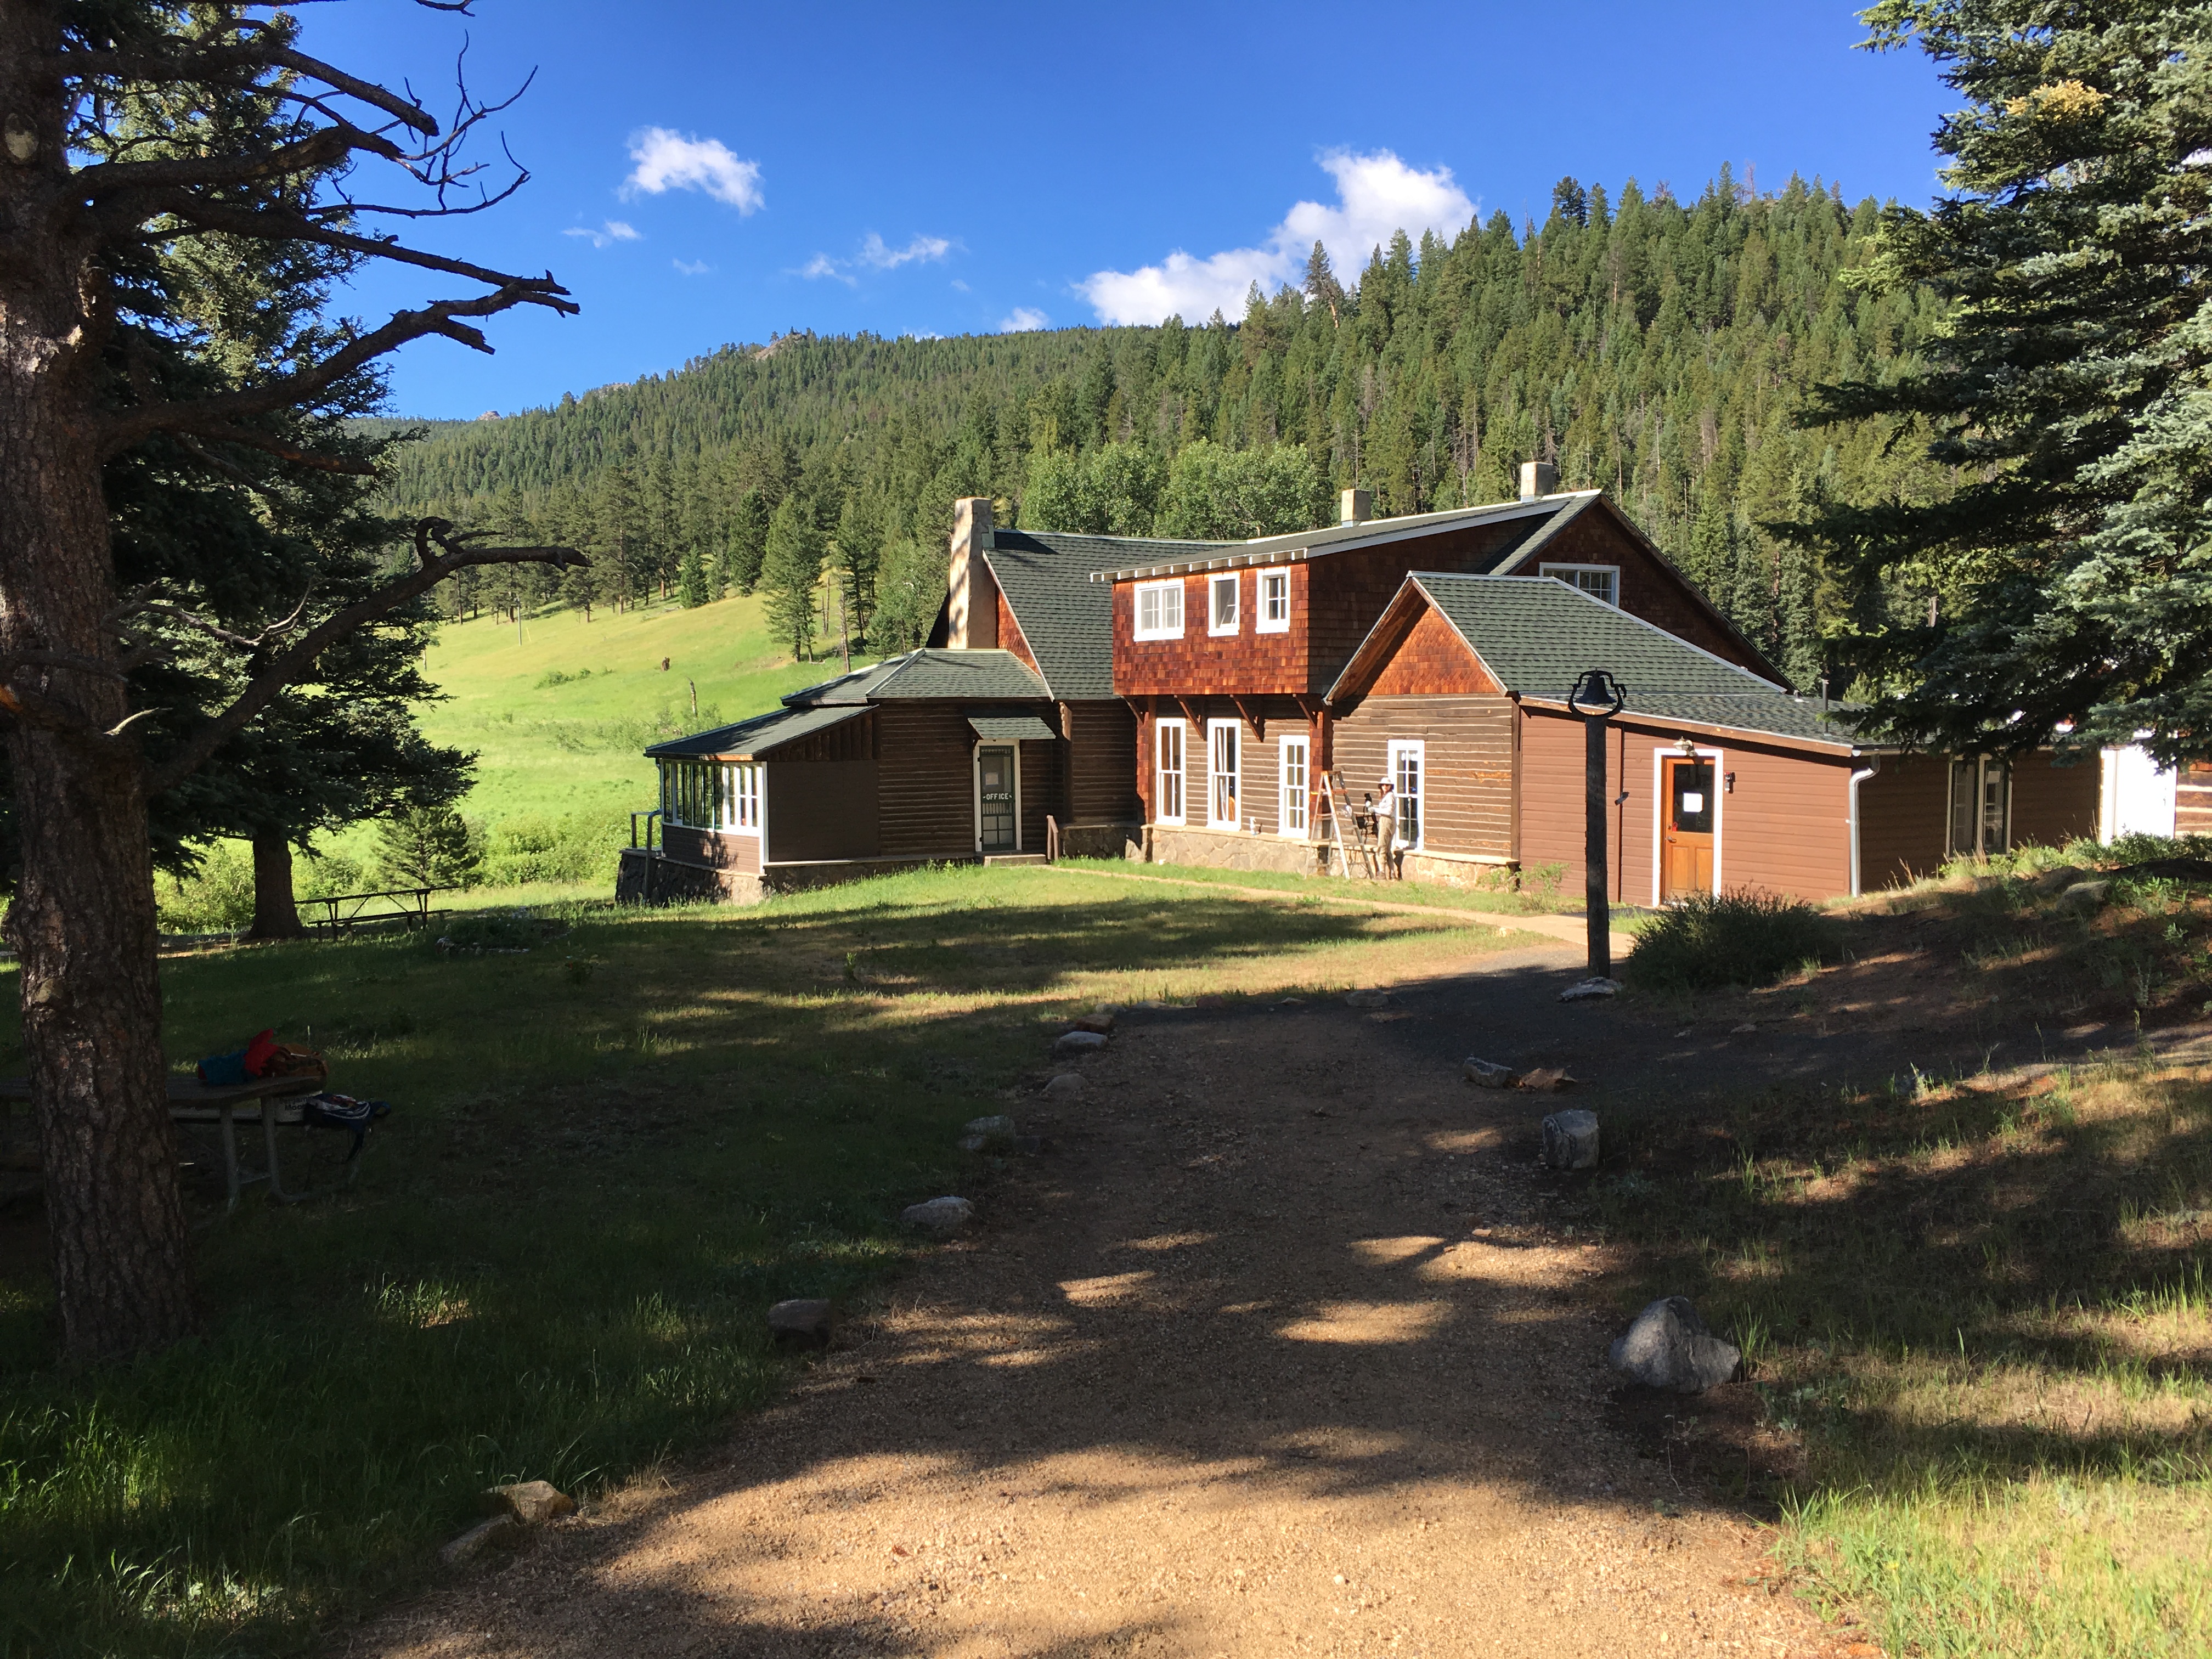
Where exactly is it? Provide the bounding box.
[413,590,869,828]
[0,866,1542,1658]
[1056,856,1580,916]
[1595,860,2212,1656]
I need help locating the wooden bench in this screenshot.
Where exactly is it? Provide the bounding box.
[1,1075,338,1214]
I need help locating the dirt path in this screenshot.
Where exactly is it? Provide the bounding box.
[351,945,1859,1659]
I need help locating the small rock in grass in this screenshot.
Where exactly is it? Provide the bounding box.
[1069,1013,1116,1035]
[2032,864,2089,896]
[1731,1022,1758,1035]
[1344,988,1391,1009]
[1558,978,1621,1003]
[441,1514,524,1565]
[1053,1030,1109,1058]
[1464,1057,1518,1088]
[480,1480,575,1527]
[961,1114,1015,1150]
[1609,1295,1742,1393]
[901,1195,975,1234]
[767,1298,833,1349]
[1041,1073,1086,1102]
[2059,879,2113,915]
[1542,1108,1599,1169]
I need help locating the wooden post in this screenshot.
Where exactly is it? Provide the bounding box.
[1568,670,1628,979]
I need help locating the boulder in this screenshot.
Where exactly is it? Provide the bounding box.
[1344,988,1391,1009]
[1464,1057,1518,1088]
[2059,879,2113,915]
[2032,864,2089,896]
[1608,1296,1742,1393]
[1069,1013,1116,1035]
[768,1297,833,1349]
[480,1479,576,1526]
[1041,1073,1087,1102]
[1519,1067,1572,1093]
[1558,977,1621,1003]
[1053,1030,1109,1058]
[1542,1109,1600,1170]
[440,1514,524,1565]
[901,1195,975,1234]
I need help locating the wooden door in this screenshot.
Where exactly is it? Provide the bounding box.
[977,746,1017,852]
[1661,757,1715,900]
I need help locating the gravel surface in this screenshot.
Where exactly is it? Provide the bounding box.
[346,944,1881,1659]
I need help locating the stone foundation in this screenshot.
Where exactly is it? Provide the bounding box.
[1146,825,1330,877]
[1058,821,1141,860]
[616,849,764,905]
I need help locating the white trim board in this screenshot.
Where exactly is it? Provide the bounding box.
[1649,744,1724,905]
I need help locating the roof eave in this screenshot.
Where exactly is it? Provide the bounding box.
[1516,696,1864,756]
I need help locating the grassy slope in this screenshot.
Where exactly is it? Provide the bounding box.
[415,590,872,827]
[0,867,1542,1657]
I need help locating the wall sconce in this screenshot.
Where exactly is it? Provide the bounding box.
[1724,772,1737,794]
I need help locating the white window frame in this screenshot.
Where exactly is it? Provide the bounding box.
[720,761,761,832]
[1208,572,1242,636]
[1256,568,1291,634]
[1154,718,1186,825]
[1540,562,1621,607]
[1386,739,1425,853]
[1947,756,2012,859]
[1135,579,1185,641]
[1207,719,1243,831]
[1279,735,1310,838]
[1649,744,1725,904]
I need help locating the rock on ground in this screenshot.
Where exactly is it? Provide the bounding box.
[1559,977,1622,1002]
[481,1480,577,1526]
[1609,1296,1742,1393]
[440,1515,523,1565]
[1464,1057,1517,1088]
[1053,1030,1109,1058]
[900,1195,975,1233]
[963,1114,1015,1140]
[767,1299,834,1348]
[2059,879,2113,914]
[1041,1073,1086,1102]
[1542,1109,1599,1170]
[1344,988,1391,1008]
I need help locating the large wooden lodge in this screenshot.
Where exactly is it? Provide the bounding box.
[617,466,2101,906]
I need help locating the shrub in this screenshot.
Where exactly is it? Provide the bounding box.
[155,843,255,933]
[1626,889,1835,992]
[476,813,623,887]
[375,806,483,890]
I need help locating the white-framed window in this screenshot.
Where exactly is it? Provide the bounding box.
[1154,718,1186,825]
[1948,757,2011,857]
[1387,739,1424,851]
[1135,579,1184,641]
[1279,736,1310,837]
[1256,568,1291,633]
[1208,572,1240,635]
[1540,562,1620,607]
[661,760,761,832]
[1207,719,1242,830]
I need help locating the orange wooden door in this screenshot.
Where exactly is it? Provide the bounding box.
[1661,757,1715,900]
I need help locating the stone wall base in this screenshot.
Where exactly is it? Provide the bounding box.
[616,849,764,905]
[1058,821,1141,860]
[1146,825,1330,877]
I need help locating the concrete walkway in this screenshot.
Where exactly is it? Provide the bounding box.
[1032,862,1640,960]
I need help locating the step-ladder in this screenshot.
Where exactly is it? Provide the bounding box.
[1323,769,1380,880]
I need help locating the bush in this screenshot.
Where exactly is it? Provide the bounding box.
[1626,889,1835,992]
[155,843,255,933]
[476,813,623,887]
[375,806,482,890]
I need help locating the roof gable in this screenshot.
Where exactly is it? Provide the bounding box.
[978,532,1118,699]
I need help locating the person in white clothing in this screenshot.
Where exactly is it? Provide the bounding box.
[1373,777,1403,878]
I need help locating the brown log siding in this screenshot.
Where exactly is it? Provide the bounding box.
[1330,695,1514,859]
[765,761,880,862]
[876,703,979,857]
[661,823,761,875]
[2009,754,2101,852]
[1065,699,1141,822]
[1856,754,1949,890]
[2180,761,2212,836]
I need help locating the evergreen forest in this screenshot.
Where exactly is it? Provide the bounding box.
[384,167,1949,686]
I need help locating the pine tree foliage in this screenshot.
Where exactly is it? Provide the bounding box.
[1796,1,2212,760]
[387,172,1944,679]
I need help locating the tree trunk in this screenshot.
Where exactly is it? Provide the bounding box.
[246,830,306,940]
[0,4,198,1362]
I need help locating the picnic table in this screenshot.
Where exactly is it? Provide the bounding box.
[0,1074,337,1213]
[297,885,453,935]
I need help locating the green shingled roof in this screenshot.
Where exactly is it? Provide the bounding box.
[1351,574,1857,748]
[644,701,868,759]
[981,532,1138,699]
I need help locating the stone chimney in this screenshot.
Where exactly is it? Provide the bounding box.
[1519,461,1559,501]
[1339,487,1373,526]
[945,496,998,649]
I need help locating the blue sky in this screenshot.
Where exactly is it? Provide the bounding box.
[303,1,1953,419]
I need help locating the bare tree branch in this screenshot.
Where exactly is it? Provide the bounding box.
[147,520,587,793]
[74,123,397,199]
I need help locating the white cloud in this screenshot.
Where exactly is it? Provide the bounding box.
[623,127,764,213]
[859,232,952,269]
[563,219,641,249]
[950,278,970,293]
[802,232,956,283]
[999,306,1051,332]
[1078,150,1476,326]
[672,258,712,276]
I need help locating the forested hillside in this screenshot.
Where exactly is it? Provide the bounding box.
[385,168,1947,686]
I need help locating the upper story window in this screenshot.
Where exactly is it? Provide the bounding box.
[1256,568,1291,634]
[1209,572,1240,635]
[1135,579,1184,641]
[1540,562,1620,607]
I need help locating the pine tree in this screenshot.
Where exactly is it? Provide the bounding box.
[761,495,823,661]
[1798,0,2212,760]
[375,804,482,889]
[727,489,772,594]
